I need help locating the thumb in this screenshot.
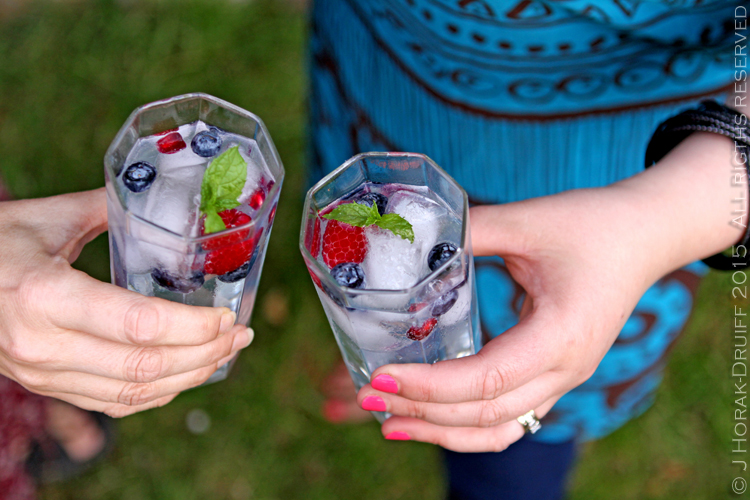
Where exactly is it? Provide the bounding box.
[28,188,108,261]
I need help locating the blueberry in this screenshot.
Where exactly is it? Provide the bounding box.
[330,262,365,289]
[122,162,157,193]
[356,192,388,216]
[217,245,260,283]
[191,129,222,157]
[151,268,205,293]
[431,289,458,317]
[428,242,458,271]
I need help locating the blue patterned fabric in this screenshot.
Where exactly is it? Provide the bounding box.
[309,0,738,442]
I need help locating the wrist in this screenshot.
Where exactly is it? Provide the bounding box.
[613,131,747,277]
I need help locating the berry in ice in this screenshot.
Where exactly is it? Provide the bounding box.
[428,242,457,271]
[201,209,251,251]
[322,219,367,268]
[356,192,388,216]
[431,289,458,316]
[248,188,265,210]
[217,245,257,283]
[156,132,186,154]
[205,239,256,276]
[151,268,205,293]
[191,129,222,157]
[407,318,438,341]
[122,162,157,193]
[330,262,365,289]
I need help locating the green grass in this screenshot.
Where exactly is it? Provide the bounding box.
[0,1,737,498]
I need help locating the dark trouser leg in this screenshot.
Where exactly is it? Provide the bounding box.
[444,435,577,500]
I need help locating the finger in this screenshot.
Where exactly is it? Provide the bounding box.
[322,399,374,424]
[32,364,220,406]
[369,313,562,404]
[37,391,180,419]
[358,371,563,428]
[321,362,358,400]
[40,268,237,346]
[380,397,559,453]
[14,326,253,383]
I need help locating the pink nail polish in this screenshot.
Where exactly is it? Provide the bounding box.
[385,432,410,441]
[372,374,398,393]
[361,395,387,412]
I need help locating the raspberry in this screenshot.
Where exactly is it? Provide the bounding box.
[407,318,438,341]
[205,239,256,276]
[322,220,367,268]
[202,209,257,275]
[201,209,251,251]
[304,216,322,259]
[156,132,186,154]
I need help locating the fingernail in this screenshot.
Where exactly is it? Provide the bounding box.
[220,311,236,334]
[372,374,398,394]
[385,432,410,441]
[232,328,253,351]
[361,395,386,412]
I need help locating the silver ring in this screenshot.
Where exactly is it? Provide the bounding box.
[516,410,542,434]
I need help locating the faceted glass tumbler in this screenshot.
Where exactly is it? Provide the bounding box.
[105,93,284,384]
[299,152,482,420]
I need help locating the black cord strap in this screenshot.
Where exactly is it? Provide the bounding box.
[645,100,750,271]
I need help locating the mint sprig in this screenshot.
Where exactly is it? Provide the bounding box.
[322,202,415,243]
[199,146,247,234]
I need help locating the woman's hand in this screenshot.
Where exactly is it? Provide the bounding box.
[355,132,747,452]
[0,188,253,417]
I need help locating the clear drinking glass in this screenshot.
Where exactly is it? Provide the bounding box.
[105,93,284,384]
[299,152,481,420]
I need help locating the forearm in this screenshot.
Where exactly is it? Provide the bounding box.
[612,130,747,280]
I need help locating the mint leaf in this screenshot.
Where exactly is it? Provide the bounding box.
[206,146,246,202]
[199,146,248,234]
[322,203,375,227]
[376,213,415,243]
[321,201,415,243]
[204,209,225,234]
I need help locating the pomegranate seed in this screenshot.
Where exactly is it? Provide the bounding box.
[157,132,186,154]
[248,189,266,210]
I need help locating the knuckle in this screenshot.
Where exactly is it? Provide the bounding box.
[477,363,512,401]
[124,347,166,383]
[123,302,163,345]
[414,370,439,402]
[117,381,158,406]
[405,401,428,421]
[15,272,55,316]
[15,368,49,391]
[476,401,507,428]
[6,336,52,366]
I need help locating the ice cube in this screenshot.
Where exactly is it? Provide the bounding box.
[140,159,205,237]
[361,226,421,289]
[316,288,411,351]
[387,189,447,257]
[238,141,265,205]
[361,190,448,290]
[438,284,471,327]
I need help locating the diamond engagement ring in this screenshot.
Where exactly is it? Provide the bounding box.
[516,410,542,434]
